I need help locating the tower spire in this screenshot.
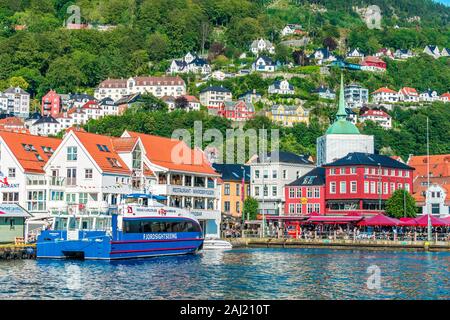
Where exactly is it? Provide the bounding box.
[336,73,347,120]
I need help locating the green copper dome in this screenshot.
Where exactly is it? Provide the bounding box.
[325,73,360,135]
[326,119,360,134]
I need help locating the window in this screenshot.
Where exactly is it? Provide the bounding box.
[350,181,357,193]
[283,170,287,179]
[255,170,260,179]
[50,191,64,201]
[272,186,277,197]
[371,168,376,175]
[2,192,19,203]
[340,181,346,194]
[272,170,277,179]
[224,201,230,212]
[398,170,403,177]
[377,182,382,194]
[263,185,268,197]
[364,181,369,193]
[307,188,313,198]
[405,171,410,178]
[79,193,88,204]
[340,168,345,175]
[66,193,76,204]
[330,182,336,194]
[391,169,395,176]
[384,182,389,194]
[350,167,356,174]
[296,203,302,214]
[289,188,295,199]
[296,188,302,198]
[67,146,77,161]
[364,168,369,174]
[307,203,314,214]
[236,184,240,196]
[263,170,268,179]
[27,191,46,212]
[254,186,260,196]
[236,202,240,213]
[405,183,410,192]
[8,168,15,178]
[370,182,376,194]
[330,168,336,175]
[224,183,230,195]
[289,204,295,214]
[391,182,395,193]
[397,183,403,190]
[431,204,440,215]
[314,188,320,198]
[314,204,320,213]
[85,169,93,179]
[67,168,77,186]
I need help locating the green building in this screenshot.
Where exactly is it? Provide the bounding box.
[0,204,32,243]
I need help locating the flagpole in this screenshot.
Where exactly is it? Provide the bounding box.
[427,117,432,241]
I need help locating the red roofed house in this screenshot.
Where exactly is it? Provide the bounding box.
[359,109,392,129]
[41,90,62,116]
[122,131,221,237]
[398,87,419,102]
[94,76,186,102]
[0,117,28,133]
[361,56,387,72]
[44,129,157,216]
[0,131,61,217]
[440,92,450,103]
[371,87,399,103]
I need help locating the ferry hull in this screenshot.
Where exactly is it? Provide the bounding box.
[37,231,203,260]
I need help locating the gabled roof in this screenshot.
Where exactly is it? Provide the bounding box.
[99,97,115,106]
[212,164,250,182]
[124,131,219,175]
[111,137,139,152]
[287,167,325,186]
[0,130,61,173]
[71,131,131,175]
[399,87,418,96]
[223,101,255,112]
[255,55,274,65]
[33,115,59,125]
[272,80,294,90]
[312,85,335,94]
[253,151,313,165]
[3,87,29,95]
[324,152,414,170]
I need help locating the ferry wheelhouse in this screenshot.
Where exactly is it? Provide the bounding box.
[37,194,204,260]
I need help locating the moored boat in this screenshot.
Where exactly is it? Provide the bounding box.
[37,194,204,260]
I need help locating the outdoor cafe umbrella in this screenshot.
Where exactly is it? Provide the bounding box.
[413,215,449,227]
[399,217,418,227]
[358,214,401,227]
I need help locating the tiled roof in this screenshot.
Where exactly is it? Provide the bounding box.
[399,87,418,96]
[324,152,414,170]
[183,95,200,103]
[111,137,139,152]
[372,87,397,94]
[133,76,185,86]
[125,131,219,175]
[33,115,59,125]
[360,109,391,118]
[413,177,450,203]
[287,167,325,186]
[72,131,131,175]
[200,86,231,94]
[407,154,450,178]
[0,131,61,173]
[98,79,127,88]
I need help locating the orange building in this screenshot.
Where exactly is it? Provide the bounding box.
[212,164,250,218]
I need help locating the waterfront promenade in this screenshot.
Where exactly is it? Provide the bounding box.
[230,237,450,251]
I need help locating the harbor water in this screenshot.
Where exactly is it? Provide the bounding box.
[0,248,449,300]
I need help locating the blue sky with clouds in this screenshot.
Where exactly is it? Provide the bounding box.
[435,0,449,5]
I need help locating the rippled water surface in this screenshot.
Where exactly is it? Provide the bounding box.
[1,248,449,299]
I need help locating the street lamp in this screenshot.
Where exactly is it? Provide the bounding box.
[378,163,382,214]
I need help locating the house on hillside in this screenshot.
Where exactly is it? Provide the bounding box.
[268,79,295,95]
[250,39,275,55]
[423,45,440,59]
[252,56,276,72]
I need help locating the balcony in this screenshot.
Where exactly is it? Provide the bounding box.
[49,176,66,187]
[26,177,47,186]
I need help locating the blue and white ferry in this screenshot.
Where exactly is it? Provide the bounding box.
[37,194,204,260]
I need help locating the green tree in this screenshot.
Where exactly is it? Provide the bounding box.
[243,197,259,221]
[385,189,417,219]
[8,76,29,90]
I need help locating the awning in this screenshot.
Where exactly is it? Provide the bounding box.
[0,204,32,218]
[265,215,309,221]
[358,214,401,226]
[307,216,363,224]
[125,193,167,200]
[413,215,449,227]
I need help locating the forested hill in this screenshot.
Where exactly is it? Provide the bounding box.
[0,0,449,97]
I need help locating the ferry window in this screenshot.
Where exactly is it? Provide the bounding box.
[184,176,192,186]
[194,177,205,187]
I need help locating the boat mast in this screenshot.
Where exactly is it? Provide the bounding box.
[427,117,432,241]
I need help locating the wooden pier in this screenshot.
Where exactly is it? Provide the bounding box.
[229,238,450,252]
[0,244,36,260]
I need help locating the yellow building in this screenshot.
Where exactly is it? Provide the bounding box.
[212,164,250,218]
[267,105,310,127]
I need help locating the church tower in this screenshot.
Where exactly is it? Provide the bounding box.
[316,74,374,166]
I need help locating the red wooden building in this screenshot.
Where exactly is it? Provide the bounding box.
[217,101,255,122]
[283,152,414,216]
